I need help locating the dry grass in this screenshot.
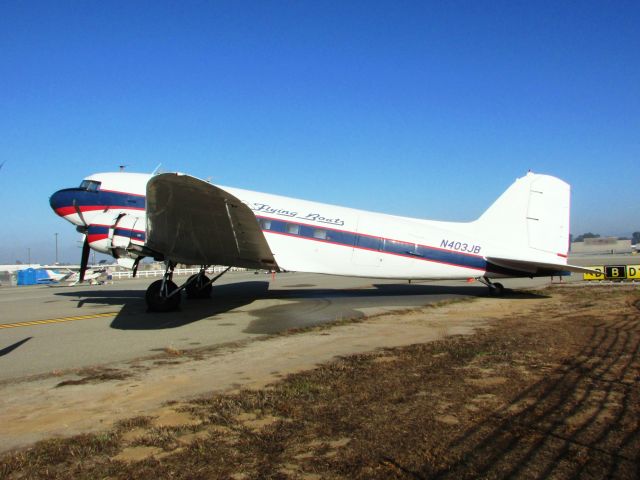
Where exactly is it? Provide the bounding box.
[2,285,639,479]
[54,367,132,388]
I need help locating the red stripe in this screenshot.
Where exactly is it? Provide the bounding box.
[87,234,108,244]
[55,205,145,217]
[55,205,106,216]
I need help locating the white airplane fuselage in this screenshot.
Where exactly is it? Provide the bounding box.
[50,171,572,282]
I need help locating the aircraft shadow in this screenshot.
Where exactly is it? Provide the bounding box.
[243,283,548,334]
[54,281,548,332]
[0,337,33,358]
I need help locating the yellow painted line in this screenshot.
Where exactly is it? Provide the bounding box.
[0,312,118,329]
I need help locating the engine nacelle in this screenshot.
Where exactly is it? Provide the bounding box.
[86,212,146,259]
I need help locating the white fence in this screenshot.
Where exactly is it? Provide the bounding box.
[110,266,244,280]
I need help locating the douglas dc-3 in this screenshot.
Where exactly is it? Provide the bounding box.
[49,171,593,311]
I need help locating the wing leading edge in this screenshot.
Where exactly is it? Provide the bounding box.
[146,173,277,269]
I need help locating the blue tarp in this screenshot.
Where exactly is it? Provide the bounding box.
[17,268,50,285]
[17,268,36,285]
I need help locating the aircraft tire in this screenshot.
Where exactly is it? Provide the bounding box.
[146,279,181,312]
[185,274,212,299]
[492,282,505,296]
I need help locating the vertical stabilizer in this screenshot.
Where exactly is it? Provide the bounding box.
[475,173,570,259]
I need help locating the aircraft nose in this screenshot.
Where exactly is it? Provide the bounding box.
[49,188,80,220]
[49,189,67,216]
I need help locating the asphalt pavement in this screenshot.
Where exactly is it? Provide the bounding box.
[1,253,637,381]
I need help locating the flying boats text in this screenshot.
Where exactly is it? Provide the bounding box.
[250,202,346,227]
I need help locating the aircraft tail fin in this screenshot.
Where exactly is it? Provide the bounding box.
[475,172,571,260]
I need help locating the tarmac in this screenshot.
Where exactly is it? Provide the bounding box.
[0,253,637,381]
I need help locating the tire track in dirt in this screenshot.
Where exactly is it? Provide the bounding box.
[427,294,640,479]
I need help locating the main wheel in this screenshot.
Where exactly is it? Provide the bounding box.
[146,279,181,312]
[185,274,212,299]
[491,282,505,296]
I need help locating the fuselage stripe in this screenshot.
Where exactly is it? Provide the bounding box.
[53,189,487,273]
[255,215,486,271]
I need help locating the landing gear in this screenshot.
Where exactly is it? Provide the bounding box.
[146,261,181,312]
[146,279,181,312]
[144,264,232,312]
[491,282,505,296]
[478,276,505,296]
[145,280,180,312]
[185,272,212,299]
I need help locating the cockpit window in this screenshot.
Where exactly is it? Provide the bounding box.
[79,180,101,192]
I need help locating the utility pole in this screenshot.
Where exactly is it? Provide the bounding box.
[54,233,59,264]
[27,247,31,265]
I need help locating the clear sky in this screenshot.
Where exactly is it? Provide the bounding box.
[1,1,638,265]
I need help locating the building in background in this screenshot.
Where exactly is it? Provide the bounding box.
[571,237,632,255]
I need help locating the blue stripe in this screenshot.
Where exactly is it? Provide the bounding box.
[114,228,146,241]
[88,225,109,235]
[56,189,488,273]
[50,188,145,210]
[87,226,146,240]
[257,216,487,272]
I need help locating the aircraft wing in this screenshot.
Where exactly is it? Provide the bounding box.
[146,173,277,269]
[486,257,599,276]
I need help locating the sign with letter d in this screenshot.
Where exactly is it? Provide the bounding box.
[584,265,640,281]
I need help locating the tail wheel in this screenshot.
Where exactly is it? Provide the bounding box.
[185,274,212,299]
[146,279,181,312]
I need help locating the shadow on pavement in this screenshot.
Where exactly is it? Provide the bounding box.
[53,281,549,331]
[0,337,33,357]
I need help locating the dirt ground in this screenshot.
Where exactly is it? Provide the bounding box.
[1,284,639,479]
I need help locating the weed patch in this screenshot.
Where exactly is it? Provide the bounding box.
[55,367,131,387]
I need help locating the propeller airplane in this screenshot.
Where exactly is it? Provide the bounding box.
[50,171,595,311]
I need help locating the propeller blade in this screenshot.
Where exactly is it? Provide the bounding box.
[80,236,90,283]
[73,199,87,228]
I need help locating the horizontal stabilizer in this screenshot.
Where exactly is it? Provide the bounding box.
[487,257,599,275]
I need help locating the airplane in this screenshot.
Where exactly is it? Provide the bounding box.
[60,267,105,285]
[36,269,72,283]
[0,266,104,285]
[49,170,595,311]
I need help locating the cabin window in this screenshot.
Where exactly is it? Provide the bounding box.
[287,224,300,235]
[409,243,422,256]
[356,235,382,251]
[79,180,101,192]
[382,239,406,255]
[313,229,328,240]
[326,231,354,245]
[259,219,272,230]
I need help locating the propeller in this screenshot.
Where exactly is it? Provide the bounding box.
[73,199,88,232]
[79,236,90,283]
[73,199,90,282]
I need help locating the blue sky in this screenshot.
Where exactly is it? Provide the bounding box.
[1,1,638,264]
